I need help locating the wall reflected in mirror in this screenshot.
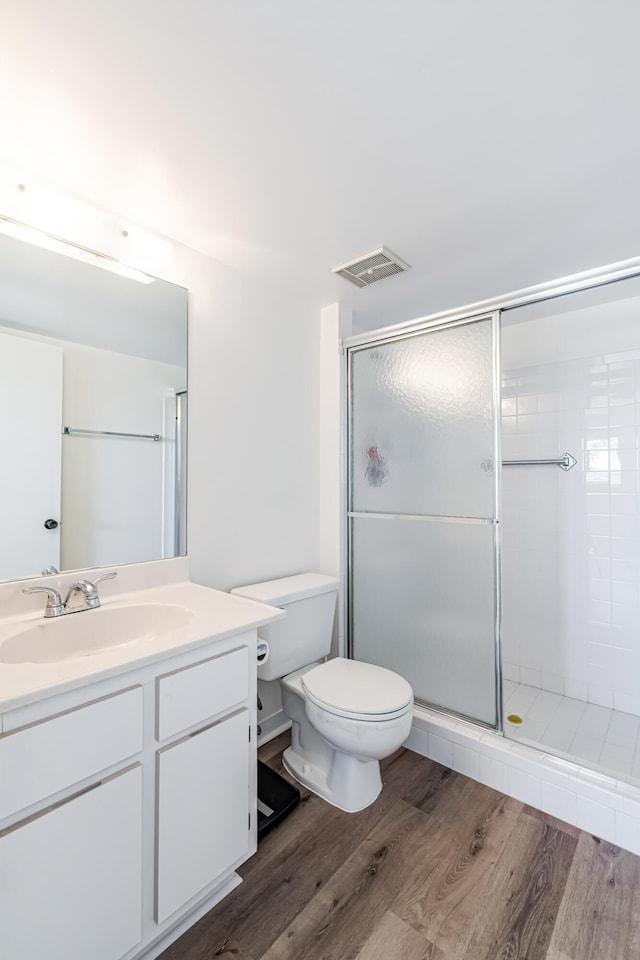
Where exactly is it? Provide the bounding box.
[0,226,187,581]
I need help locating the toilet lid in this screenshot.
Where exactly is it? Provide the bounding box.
[301,658,413,719]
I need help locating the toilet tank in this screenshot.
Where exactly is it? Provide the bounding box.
[230,573,339,681]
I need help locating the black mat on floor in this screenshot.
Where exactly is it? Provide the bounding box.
[257,759,300,839]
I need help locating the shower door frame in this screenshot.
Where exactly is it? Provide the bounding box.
[346,311,503,731]
[343,253,640,737]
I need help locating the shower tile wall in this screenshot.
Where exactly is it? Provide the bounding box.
[501,351,640,717]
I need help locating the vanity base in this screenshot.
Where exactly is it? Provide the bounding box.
[132,872,242,960]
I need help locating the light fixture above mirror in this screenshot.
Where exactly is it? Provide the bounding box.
[0,214,156,284]
[0,165,173,278]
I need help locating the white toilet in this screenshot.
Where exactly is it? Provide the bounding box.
[231,573,413,813]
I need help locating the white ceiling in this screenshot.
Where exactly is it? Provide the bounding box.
[2,1,640,330]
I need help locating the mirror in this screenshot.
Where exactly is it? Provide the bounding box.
[0,224,187,581]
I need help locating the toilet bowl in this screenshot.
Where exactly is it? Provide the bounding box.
[281,658,413,812]
[230,573,414,813]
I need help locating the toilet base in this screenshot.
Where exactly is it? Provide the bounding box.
[279,665,411,814]
[282,743,382,813]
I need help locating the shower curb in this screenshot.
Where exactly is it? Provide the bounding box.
[404,705,640,855]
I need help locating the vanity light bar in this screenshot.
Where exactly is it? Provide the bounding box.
[0,215,156,284]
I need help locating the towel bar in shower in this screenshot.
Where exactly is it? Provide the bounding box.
[63,426,161,441]
[502,452,577,471]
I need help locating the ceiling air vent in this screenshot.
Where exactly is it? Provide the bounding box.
[331,246,410,288]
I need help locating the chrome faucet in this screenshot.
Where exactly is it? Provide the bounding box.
[63,572,118,613]
[24,571,118,618]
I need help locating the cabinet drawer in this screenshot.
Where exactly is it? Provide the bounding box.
[0,686,143,820]
[157,645,249,741]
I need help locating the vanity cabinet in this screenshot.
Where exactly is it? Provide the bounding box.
[0,629,258,960]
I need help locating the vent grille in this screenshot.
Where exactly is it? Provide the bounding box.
[331,246,410,288]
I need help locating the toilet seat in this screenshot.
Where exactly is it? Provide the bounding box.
[301,657,413,723]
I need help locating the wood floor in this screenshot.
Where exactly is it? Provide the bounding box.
[158,733,640,960]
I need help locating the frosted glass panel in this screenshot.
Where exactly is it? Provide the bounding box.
[352,516,497,726]
[351,320,495,519]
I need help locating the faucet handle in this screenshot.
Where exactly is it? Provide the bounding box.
[23,585,62,602]
[23,585,65,618]
[93,571,118,586]
[66,570,117,610]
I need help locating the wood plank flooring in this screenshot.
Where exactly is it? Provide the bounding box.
[158,733,640,960]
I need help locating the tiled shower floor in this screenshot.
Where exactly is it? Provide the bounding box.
[504,680,640,784]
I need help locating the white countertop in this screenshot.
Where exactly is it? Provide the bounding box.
[0,579,284,714]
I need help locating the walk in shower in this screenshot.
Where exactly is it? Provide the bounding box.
[346,264,640,786]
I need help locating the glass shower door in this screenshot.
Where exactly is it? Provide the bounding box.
[348,315,500,727]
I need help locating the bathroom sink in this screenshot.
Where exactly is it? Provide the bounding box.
[0,603,193,664]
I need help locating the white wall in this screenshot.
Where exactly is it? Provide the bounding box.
[501,293,640,716]
[164,244,321,594]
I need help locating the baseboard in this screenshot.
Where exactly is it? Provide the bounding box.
[257,710,291,746]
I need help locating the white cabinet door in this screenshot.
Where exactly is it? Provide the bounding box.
[0,765,143,960]
[0,330,63,579]
[156,709,250,923]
